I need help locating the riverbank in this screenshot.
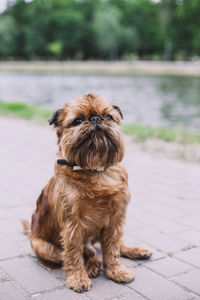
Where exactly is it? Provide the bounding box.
[1,100,200,163]
[1,61,200,76]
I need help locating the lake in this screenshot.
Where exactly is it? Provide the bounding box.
[0,72,199,130]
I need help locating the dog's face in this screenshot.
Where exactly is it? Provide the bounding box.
[49,94,124,170]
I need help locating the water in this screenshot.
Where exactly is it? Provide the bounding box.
[0,72,200,130]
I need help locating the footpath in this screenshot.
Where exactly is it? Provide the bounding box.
[0,117,199,300]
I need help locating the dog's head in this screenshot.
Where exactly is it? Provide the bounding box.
[49,93,124,170]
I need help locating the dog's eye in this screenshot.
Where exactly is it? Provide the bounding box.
[106,114,113,120]
[73,118,83,126]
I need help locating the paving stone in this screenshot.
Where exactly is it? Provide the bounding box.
[128,266,193,300]
[143,249,166,262]
[124,219,143,232]
[134,213,188,234]
[131,227,187,252]
[119,256,139,268]
[177,202,200,217]
[122,234,146,246]
[175,230,200,246]
[175,247,200,268]
[145,256,192,277]
[0,190,27,208]
[17,240,36,257]
[86,271,133,300]
[178,216,200,231]
[0,219,28,242]
[51,268,66,282]
[106,291,145,300]
[0,269,9,281]
[136,202,187,220]
[0,257,64,294]
[32,287,88,300]
[171,269,200,295]
[0,205,34,221]
[0,232,25,260]
[126,207,144,217]
[0,281,27,300]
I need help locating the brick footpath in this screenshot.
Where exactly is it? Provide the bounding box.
[0,116,200,300]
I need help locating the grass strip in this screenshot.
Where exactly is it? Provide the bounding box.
[122,123,200,144]
[0,100,52,124]
[1,100,199,144]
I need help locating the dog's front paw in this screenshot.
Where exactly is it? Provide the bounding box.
[135,245,152,259]
[85,255,101,278]
[121,243,152,259]
[105,263,135,283]
[66,271,92,293]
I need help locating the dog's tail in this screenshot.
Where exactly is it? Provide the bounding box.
[21,219,31,237]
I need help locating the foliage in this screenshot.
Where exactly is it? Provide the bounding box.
[93,5,122,59]
[0,0,200,60]
[0,15,18,57]
[47,41,63,57]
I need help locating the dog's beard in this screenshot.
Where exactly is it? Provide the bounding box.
[60,124,124,170]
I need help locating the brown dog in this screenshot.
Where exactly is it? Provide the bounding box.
[22,93,151,292]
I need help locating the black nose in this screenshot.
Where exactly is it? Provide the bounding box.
[90,115,101,124]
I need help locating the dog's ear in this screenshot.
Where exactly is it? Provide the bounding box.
[113,105,123,120]
[48,109,62,126]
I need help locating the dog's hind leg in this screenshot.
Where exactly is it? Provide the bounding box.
[120,241,152,259]
[21,219,62,264]
[85,255,101,278]
[31,238,62,264]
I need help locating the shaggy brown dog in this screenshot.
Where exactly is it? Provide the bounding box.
[22,93,151,292]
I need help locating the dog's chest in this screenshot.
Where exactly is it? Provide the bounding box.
[79,194,121,235]
[78,172,126,233]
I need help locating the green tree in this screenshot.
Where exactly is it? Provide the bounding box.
[158,0,178,60]
[1,0,200,60]
[175,0,200,58]
[48,9,85,59]
[113,0,163,58]
[93,5,122,59]
[0,15,17,57]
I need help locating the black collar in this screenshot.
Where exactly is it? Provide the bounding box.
[57,159,104,172]
[57,159,75,167]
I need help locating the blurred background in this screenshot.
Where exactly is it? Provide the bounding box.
[0,0,200,137]
[1,3,200,298]
[1,0,200,61]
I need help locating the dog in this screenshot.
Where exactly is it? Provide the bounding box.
[22,93,152,292]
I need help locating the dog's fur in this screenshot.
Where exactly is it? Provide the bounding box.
[22,93,151,292]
